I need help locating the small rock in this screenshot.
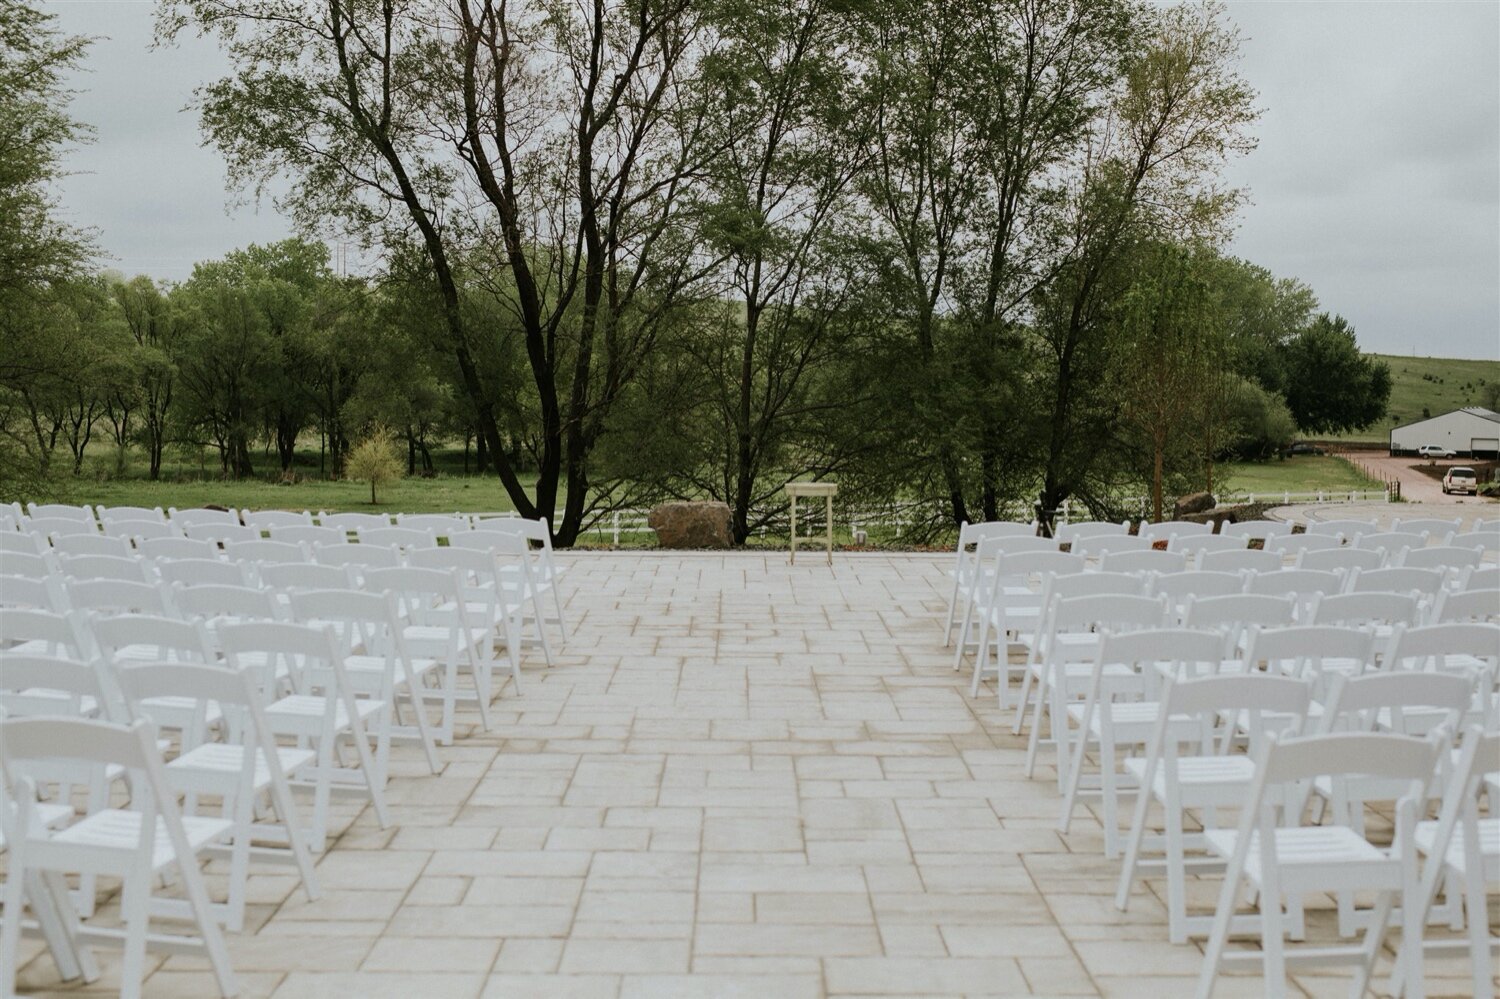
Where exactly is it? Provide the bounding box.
[648,501,734,549]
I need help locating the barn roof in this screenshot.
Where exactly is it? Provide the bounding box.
[1390,406,1500,432]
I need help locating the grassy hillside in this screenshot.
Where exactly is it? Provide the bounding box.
[1326,353,1500,444]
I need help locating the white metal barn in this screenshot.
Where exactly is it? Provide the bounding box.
[1389,406,1500,457]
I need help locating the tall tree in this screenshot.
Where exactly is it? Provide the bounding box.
[1280,313,1392,435]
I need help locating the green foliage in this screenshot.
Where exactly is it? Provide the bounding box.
[1281,314,1392,434]
[1222,376,1298,460]
[345,426,404,504]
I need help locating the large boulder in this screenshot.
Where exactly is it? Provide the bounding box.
[1173,491,1215,519]
[648,501,734,549]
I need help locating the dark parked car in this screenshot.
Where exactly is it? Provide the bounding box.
[1286,443,1325,456]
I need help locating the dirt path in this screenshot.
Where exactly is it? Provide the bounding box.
[1335,450,1492,506]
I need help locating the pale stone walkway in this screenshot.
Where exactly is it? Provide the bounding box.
[20,554,1487,997]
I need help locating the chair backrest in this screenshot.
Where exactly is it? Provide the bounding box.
[317,511,392,532]
[217,620,352,713]
[26,503,95,522]
[1391,516,1460,543]
[1258,730,1440,785]
[1169,534,1247,556]
[25,516,98,537]
[1097,628,1233,691]
[395,513,473,536]
[0,607,92,657]
[168,507,241,528]
[1183,593,1296,632]
[1,551,55,580]
[1354,531,1426,553]
[222,539,311,566]
[182,522,259,544]
[1264,533,1342,555]
[50,533,132,558]
[1198,548,1281,573]
[1098,548,1187,575]
[1448,529,1499,555]
[95,505,166,524]
[0,654,111,719]
[356,527,438,551]
[0,574,65,612]
[137,537,221,561]
[313,543,401,571]
[65,578,171,616]
[955,520,1039,546]
[267,524,348,547]
[285,589,407,697]
[0,532,46,557]
[1465,566,1499,592]
[155,557,249,588]
[363,566,467,626]
[1398,545,1484,572]
[1384,622,1500,673]
[1305,518,1378,539]
[1309,591,1421,629]
[1149,570,1244,605]
[1048,592,1167,638]
[447,531,530,556]
[171,582,282,623]
[256,561,353,592]
[99,518,184,542]
[974,535,1062,563]
[1073,534,1154,559]
[92,613,216,663]
[1137,520,1211,542]
[1054,520,1128,545]
[1042,571,1146,608]
[1218,519,1292,540]
[1244,625,1375,681]
[57,553,153,584]
[1320,670,1476,737]
[1347,566,1445,596]
[1297,546,1384,573]
[240,509,314,530]
[1429,588,1500,624]
[1244,569,1344,618]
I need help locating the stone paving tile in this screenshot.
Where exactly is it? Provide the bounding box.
[21,552,1492,997]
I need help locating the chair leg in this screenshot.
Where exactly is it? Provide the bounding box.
[1012,659,1037,735]
[1116,780,1154,912]
[118,869,151,999]
[1464,869,1491,999]
[943,571,961,647]
[1194,853,1245,999]
[550,578,568,641]
[1260,876,1289,999]
[1354,891,1395,999]
[0,850,28,996]
[1023,678,1048,778]
[1166,802,1188,944]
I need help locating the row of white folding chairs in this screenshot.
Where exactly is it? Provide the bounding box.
[989,614,1500,997]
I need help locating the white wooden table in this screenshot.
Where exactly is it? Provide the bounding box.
[786,482,838,565]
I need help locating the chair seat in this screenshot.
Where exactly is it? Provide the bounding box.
[1204,826,1395,890]
[1414,817,1500,879]
[6,689,100,716]
[0,802,73,850]
[140,696,224,728]
[345,654,437,684]
[264,694,386,731]
[1068,702,1198,741]
[402,624,490,648]
[168,743,318,790]
[1125,755,1257,805]
[51,810,233,871]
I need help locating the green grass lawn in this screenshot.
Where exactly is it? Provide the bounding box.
[1326,353,1500,444]
[1218,454,1383,498]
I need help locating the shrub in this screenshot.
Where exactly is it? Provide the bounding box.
[346,426,404,504]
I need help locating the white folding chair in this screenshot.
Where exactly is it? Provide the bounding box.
[395,512,472,537]
[943,521,1042,646]
[1150,570,1246,623]
[1393,517,1461,544]
[56,554,153,584]
[1245,568,1345,621]
[1448,529,1499,556]
[49,534,132,559]
[167,507,241,530]
[367,565,503,736]
[312,542,401,576]
[1465,566,1500,591]
[63,579,172,618]
[356,526,439,552]
[1389,726,1500,999]
[94,505,166,525]
[1115,671,1313,943]
[286,589,441,772]
[1058,627,1230,856]
[1073,534,1154,559]
[1199,548,1282,573]
[0,552,55,583]
[1429,588,1500,624]
[1246,624,1377,697]
[408,546,530,683]
[1298,545,1385,574]
[1265,532,1342,557]
[1196,730,1442,999]
[25,503,95,523]
[1357,531,1428,554]
[171,583,285,630]
[1138,520,1211,543]
[1219,519,1292,541]
[106,519,182,543]
[115,662,320,931]
[218,621,392,851]
[952,535,1066,667]
[316,511,392,534]
[0,575,66,613]
[1399,545,1486,573]
[0,532,47,557]
[1170,534,1248,558]
[1306,518,1378,540]
[1349,566,1446,599]
[25,518,98,539]
[472,517,571,642]
[222,538,312,567]
[1098,548,1187,575]
[137,537,221,562]
[964,549,1083,699]
[182,522,259,544]
[0,717,239,999]
[1384,623,1500,697]
[1181,593,1297,658]
[0,608,92,659]
[447,532,555,666]
[154,557,249,588]
[1310,590,1422,644]
[267,524,347,548]
[240,509,313,531]
[1054,520,1129,546]
[92,613,217,668]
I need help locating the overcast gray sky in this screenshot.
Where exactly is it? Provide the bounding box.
[44,0,1500,359]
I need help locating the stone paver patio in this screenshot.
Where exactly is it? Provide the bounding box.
[18,553,1490,997]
